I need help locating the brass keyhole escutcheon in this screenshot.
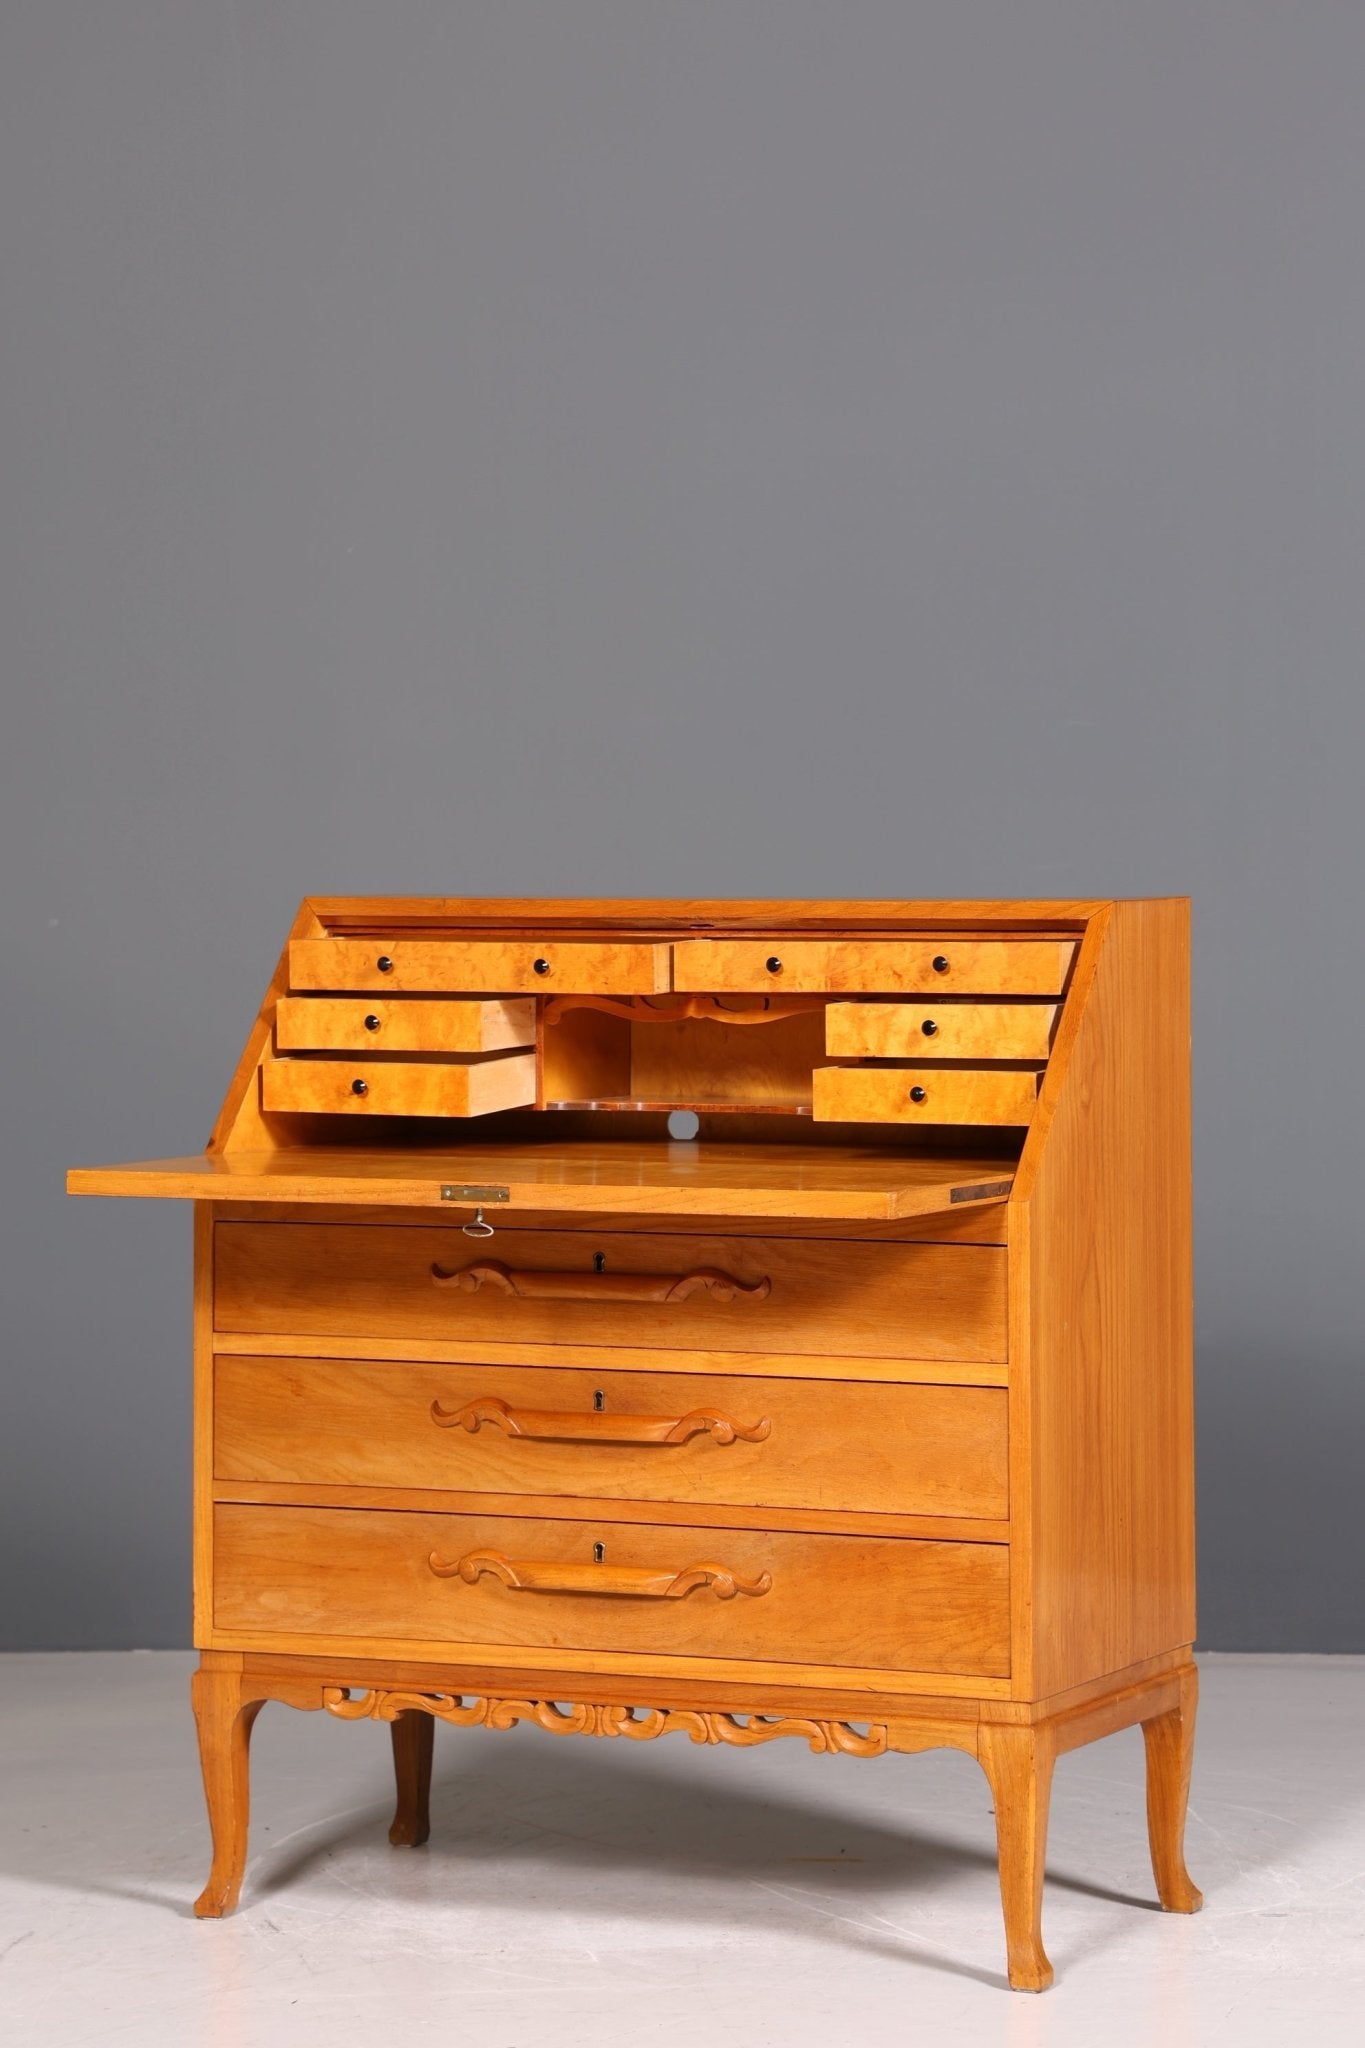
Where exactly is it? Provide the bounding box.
[593,1251,606,1274]
[593,1389,606,1411]
[593,1541,606,1564]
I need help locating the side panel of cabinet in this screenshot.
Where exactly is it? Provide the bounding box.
[1021,900,1195,1697]
[193,1204,216,1645]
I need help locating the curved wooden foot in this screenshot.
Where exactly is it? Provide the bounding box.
[388,1709,434,1847]
[978,1723,1057,1992]
[191,1666,264,1918]
[1143,1662,1203,1913]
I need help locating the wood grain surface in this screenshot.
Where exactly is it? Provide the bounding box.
[213,1354,1009,1519]
[213,1222,1008,1362]
[68,1140,1018,1221]
[274,996,535,1054]
[289,937,672,994]
[812,1066,1039,1126]
[674,938,1074,995]
[212,1504,1011,1676]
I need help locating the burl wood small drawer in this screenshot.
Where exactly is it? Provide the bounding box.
[289,936,671,994]
[275,997,535,1055]
[212,1504,1011,1676]
[825,1001,1056,1061]
[214,1356,1010,1520]
[213,1224,1008,1363]
[813,1066,1039,1127]
[673,938,1073,996]
[261,1052,536,1118]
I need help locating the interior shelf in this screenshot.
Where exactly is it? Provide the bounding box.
[542,1098,811,1115]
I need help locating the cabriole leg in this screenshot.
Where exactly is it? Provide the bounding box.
[978,1722,1057,1992]
[1142,1663,1203,1913]
[388,1709,434,1847]
[190,1665,264,1918]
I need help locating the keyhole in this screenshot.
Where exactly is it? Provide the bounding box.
[593,1389,605,1411]
[593,1251,606,1274]
[593,1541,605,1564]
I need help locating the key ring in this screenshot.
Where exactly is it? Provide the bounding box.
[461,1206,495,1239]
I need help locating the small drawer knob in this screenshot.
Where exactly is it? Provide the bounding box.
[909,1085,927,1104]
[932,955,950,975]
[766,956,783,975]
[351,1078,369,1096]
[376,955,394,974]
[364,1014,381,1032]
[533,957,552,976]
[921,1019,938,1037]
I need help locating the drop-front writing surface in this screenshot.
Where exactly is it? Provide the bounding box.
[67,896,1200,1991]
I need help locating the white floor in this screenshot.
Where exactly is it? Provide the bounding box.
[0,1654,1360,2046]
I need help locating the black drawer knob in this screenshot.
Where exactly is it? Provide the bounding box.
[921,1019,938,1036]
[932,955,950,974]
[364,1014,381,1032]
[766,956,783,975]
[533,957,552,976]
[376,955,394,974]
[909,1085,928,1103]
[351,1078,369,1096]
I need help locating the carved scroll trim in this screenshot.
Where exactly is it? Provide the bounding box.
[429,1547,773,1602]
[323,1687,887,1756]
[429,1392,772,1446]
[430,1259,772,1304]
[543,994,827,1026]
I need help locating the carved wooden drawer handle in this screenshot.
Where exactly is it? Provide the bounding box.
[430,1394,772,1446]
[430,1547,773,1601]
[429,1258,771,1304]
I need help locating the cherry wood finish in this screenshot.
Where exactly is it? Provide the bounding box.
[212,1222,1008,1362]
[211,1503,1013,1675]
[189,1665,263,1918]
[387,1709,434,1848]
[212,1354,1010,1519]
[68,896,1198,1990]
[66,1141,1019,1220]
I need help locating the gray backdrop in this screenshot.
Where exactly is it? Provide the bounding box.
[2,2,1361,1652]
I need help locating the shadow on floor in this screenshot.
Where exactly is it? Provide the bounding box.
[13,1725,1180,1990]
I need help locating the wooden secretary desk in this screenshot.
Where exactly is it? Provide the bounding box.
[68,896,1200,1992]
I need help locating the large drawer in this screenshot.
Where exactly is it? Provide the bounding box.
[214,1355,1010,1519]
[213,1224,1008,1363]
[673,938,1073,996]
[212,1504,1011,1676]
